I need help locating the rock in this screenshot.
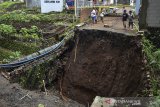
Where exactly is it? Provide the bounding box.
[104,24,110,28]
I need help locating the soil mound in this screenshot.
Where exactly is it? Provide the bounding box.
[62,29,145,105]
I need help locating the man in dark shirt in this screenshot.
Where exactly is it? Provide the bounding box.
[122,10,128,29]
[128,10,134,30]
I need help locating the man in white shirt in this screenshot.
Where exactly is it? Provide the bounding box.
[91,9,96,24]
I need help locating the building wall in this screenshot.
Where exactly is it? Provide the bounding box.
[80,8,92,22]
[0,0,3,3]
[146,0,160,27]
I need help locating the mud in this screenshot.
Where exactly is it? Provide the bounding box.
[62,29,145,105]
[0,73,84,107]
[11,21,54,31]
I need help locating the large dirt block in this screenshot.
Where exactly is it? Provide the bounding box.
[62,29,145,105]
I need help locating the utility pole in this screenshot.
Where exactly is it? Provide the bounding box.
[115,0,117,6]
[75,0,77,18]
[135,0,140,15]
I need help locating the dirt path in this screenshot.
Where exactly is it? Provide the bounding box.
[84,17,137,36]
[0,74,84,107]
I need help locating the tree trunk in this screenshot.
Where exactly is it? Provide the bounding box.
[139,0,148,29]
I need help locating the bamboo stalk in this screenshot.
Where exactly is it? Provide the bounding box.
[43,80,47,95]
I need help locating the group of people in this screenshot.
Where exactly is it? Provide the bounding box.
[91,8,106,24]
[90,7,134,30]
[122,7,134,30]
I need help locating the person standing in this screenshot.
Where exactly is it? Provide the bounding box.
[130,0,134,6]
[122,10,128,29]
[65,3,69,10]
[95,8,98,24]
[128,10,134,30]
[91,8,96,24]
[100,11,105,23]
[122,6,126,14]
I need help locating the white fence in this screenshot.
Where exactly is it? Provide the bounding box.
[77,0,115,9]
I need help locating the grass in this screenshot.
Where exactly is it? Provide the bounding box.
[0,38,39,55]
[0,2,75,63]
[0,47,15,62]
[142,36,160,96]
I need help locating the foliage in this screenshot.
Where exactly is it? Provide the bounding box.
[151,78,159,96]
[0,11,75,62]
[0,24,41,40]
[0,47,14,62]
[152,50,160,71]
[0,1,18,10]
[142,36,160,96]
[24,7,41,14]
[146,28,160,48]
[8,51,21,61]
[0,24,16,36]
[19,63,47,89]
[2,51,21,63]
[18,57,60,89]
[148,96,160,107]
[142,37,155,64]
[30,26,39,33]
[0,12,38,23]
[0,47,22,63]
[143,36,160,72]
[38,104,45,107]
[20,26,41,40]
[0,10,74,24]
[0,6,77,89]
[0,38,39,55]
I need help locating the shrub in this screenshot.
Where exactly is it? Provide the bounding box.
[20,26,41,40]
[0,1,18,10]
[146,28,160,48]
[0,24,16,36]
[0,38,39,55]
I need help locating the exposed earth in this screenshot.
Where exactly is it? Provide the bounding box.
[86,17,137,35]
[0,73,84,107]
[0,13,143,107]
[61,21,145,105]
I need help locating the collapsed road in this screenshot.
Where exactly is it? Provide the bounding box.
[0,17,149,107]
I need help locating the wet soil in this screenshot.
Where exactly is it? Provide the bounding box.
[62,29,145,105]
[0,73,84,107]
[43,26,66,39]
[10,21,54,31]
